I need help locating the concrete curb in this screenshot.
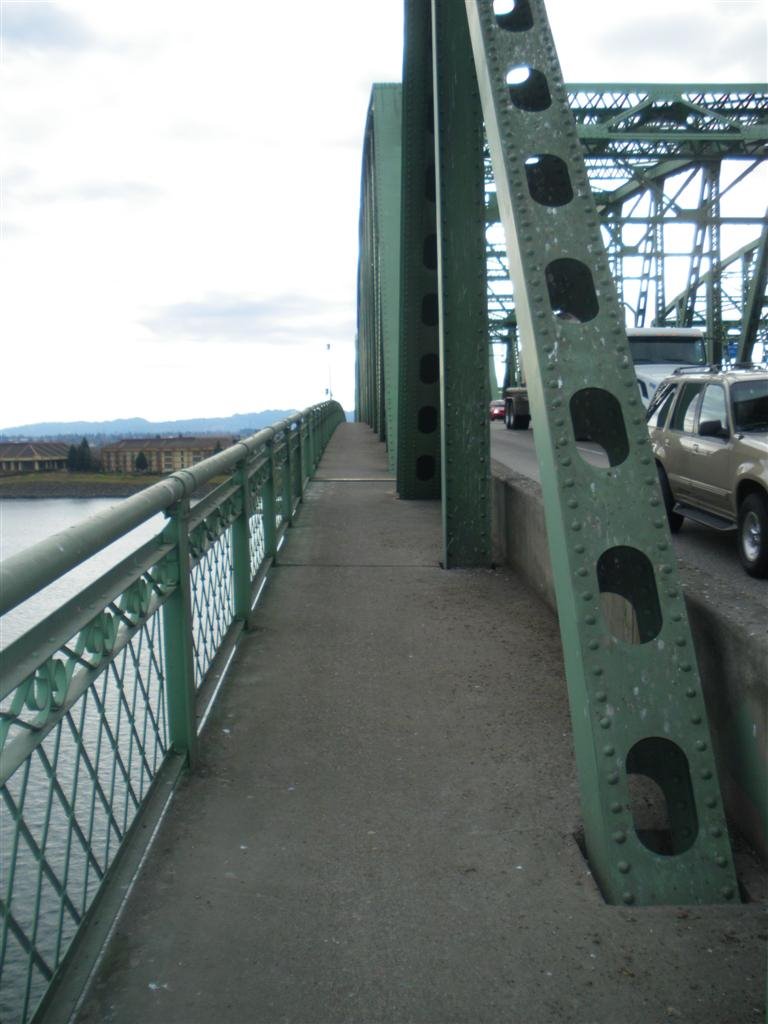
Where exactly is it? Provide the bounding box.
[491,458,768,864]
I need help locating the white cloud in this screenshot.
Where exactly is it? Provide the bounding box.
[0,0,764,427]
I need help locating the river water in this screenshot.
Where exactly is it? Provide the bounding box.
[1,498,163,648]
[1,498,166,1023]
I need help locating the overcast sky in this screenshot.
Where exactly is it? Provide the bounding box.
[1,1,766,429]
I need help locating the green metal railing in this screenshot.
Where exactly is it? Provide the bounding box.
[0,401,344,1024]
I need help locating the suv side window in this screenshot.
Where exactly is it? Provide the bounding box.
[698,384,728,436]
[647,383,678,428]
[669,382,705,433]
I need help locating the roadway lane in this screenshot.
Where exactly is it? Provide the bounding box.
[490,421,768,612]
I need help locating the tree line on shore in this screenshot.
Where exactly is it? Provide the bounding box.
[67,438,153,473]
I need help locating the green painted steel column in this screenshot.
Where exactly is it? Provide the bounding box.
[374,85,403,469]
[465,0,737,905]
[431,0,491,566]
[738,214,768,362]
[161,499,198,766]
[356,86,403,460]
[397,0,441,498]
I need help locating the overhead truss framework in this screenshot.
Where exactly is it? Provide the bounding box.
[488,84,768,376]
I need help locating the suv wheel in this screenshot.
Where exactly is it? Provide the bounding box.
[657,465,683,533]
[738,492,768,578]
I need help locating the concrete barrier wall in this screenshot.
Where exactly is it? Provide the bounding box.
[491,459,768,864]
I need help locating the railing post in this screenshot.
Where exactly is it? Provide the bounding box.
[308,410,317,471]
[283,427,295,525]
[161,498,198,766]
[262,439,277,561]
[295,417,305,502]
[299,416,309,491]
[231,459,253,624]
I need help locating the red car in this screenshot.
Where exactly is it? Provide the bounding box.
[489,399,505,421]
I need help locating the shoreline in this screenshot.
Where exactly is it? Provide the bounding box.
[0,473,227,500]
[0,476,164,500]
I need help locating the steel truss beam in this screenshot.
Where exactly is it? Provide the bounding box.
[486,88,768,383]
[397,0,442,499]
[397,0,491,566]
[466,0,738,905]
[356,86,403,467]
[431,0,491,565]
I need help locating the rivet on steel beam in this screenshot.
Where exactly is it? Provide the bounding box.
[603,745,615,756]
[613,830,627,844]
[611,802,622,814]
[618,861,631,874]
[622,892,635,905]
[607,771,619,784]
[600,718,611,730]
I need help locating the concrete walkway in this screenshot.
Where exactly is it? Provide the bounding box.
[77,424,765,1024]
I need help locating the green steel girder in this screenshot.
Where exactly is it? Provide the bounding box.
[466,0,738,905]
[356,86,403,467]
[567,84,768,160]
[397,0,442,499]
[431,0,491,566]
[661,233,768,351]
[739,212,768,360]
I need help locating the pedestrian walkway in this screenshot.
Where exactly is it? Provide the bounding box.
[75,424,765,1024]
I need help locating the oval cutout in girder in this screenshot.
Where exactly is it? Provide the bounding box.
[506,65,551,112]
[416,454,436,481]
[494,0,534,31]
[627,738,698,856]
[420,353,439,384]
[425,163,436,202]
[423,234,437,270]
[525,154,573,207]
[545,258,599,322]
[418,406,438,434]
[597,546,662,644]
[570,388,629,467]
[421,294,439,327]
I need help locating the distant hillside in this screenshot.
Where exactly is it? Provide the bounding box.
[0,411,300,440]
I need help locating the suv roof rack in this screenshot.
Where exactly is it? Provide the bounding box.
[671,364,722,376]
[726,362,768,372]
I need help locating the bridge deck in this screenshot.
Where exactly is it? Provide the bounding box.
[75,424,765,1024]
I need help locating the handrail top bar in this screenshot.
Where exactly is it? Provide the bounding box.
[0,401,341,618]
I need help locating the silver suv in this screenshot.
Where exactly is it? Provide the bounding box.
[647,366,768,577]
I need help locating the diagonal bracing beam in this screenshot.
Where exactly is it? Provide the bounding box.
[464,0,738,905]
